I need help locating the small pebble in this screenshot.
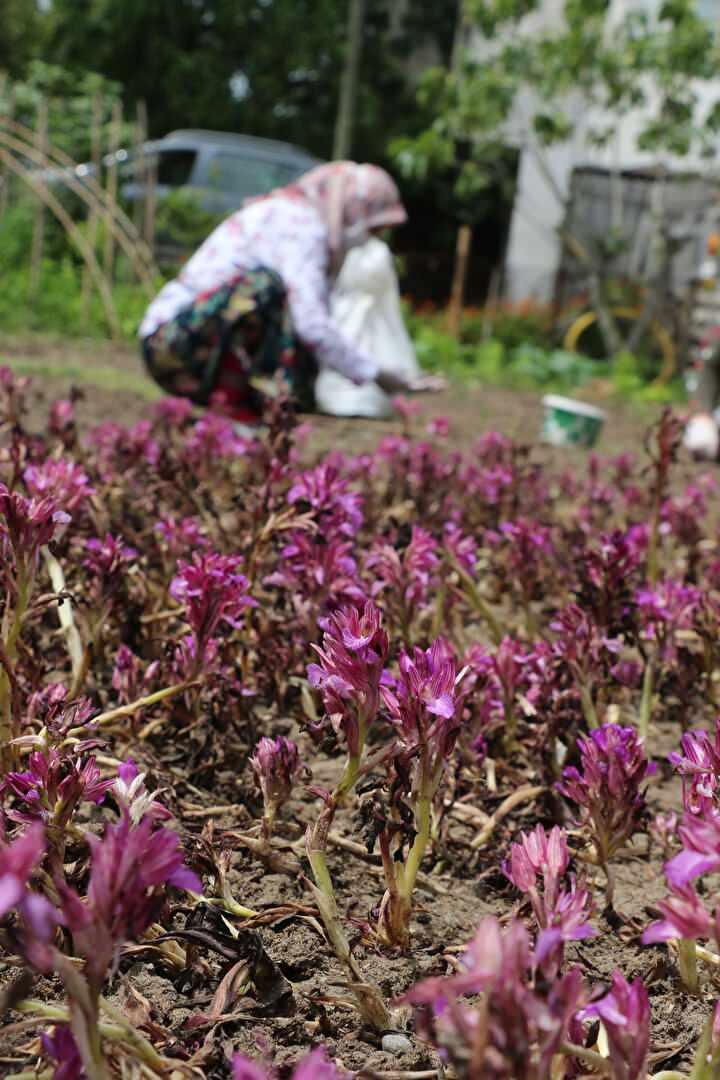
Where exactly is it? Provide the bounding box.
[381,1033,412,1056]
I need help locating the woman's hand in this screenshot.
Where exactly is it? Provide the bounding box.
[375,371,447,396]
[405,374,447,393]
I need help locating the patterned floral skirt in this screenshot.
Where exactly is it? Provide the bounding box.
[141,267,316,421]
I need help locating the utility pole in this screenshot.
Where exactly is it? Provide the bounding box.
[333,0,366,160]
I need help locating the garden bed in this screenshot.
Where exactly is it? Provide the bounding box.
[0,346,718,1079]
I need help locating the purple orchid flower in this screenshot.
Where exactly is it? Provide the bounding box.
[170,550,256,661]
[558,724,655,905]
[24,459,95,515]
[579,971,650,1080]
[504,824,596,977]
[307,601,388,758]
[232,1047,340,1080]
[41,1025,86,1080]
[251,736,302,838]
[401,916,587,1078]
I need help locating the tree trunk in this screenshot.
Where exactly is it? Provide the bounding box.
[333,0,366,160]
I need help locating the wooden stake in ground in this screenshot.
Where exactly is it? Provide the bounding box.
[103,99,122,281]
[0,76,12,219]
[29,97,48,300]
[141,101,157,253]
[81,91,103,321]
[447,223,472,338]
[133,100,147,236]
[333,0,366,160]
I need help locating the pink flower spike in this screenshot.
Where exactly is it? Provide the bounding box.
[0,485,71,564]
[113,759,172,825]
[0,822,46,917]
[57,815,201,990]
[669,728,720,815]
[504,824,595,975]
[287,462,363,537]
[392,395,421,420]
[232,1055,270,1080]
[642,884,712,944]
[667,848,720,889]
[49,398,75,435]
[383,638,463,760]
[21,891,58,942]
[557,723,654,864]
[292,1047,341,1080]
[170,551,255,658]
[308,601,388,755]
[251,736,302,812]
[666,812,720,889]
[579,971,650,1080]
[41,1025,86,1080]
[23,459,94,514]
[401,916,587,1076]
[427,416,449,438]
[231,1048,341,1080]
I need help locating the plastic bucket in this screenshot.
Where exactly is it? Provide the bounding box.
[541,395,607,448]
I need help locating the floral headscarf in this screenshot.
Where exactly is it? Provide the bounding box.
[294,162,407,257]
[246,161,407,265]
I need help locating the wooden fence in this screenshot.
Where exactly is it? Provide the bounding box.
[0,84,160,337]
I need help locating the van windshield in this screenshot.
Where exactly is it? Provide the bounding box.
[205,153,301,196]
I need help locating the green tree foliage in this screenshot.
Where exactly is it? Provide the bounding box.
[38,0,456,161]
[393,0,720,210]
[390,0,720,329]
[1,61,129,161]
[0,0,42,78]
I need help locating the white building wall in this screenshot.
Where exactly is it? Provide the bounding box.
[498,0,720,301]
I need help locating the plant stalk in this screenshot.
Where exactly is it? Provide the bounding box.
[677,937,699,995]
[638,659,654,742]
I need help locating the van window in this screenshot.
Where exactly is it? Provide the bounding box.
[205,153,300,196]
[155,149,197,186]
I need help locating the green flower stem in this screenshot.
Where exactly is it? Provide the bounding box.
[0,565,30,769]
[677,938,699,995]
[308,843,335,901]
[502,697,517,750]
[6,1072,54,1080]
[378,754,439,948]
[99,996,171,1072]
[452,560,503,645]
[579,682,598,729]
[638,659,655,742]
[601,859,616,911]
[305,709,389,1029]
[399,788,432,905]
[70,679,199,736]
[689,1011,720,1079]
[16,997,171,1076]
[335,745,362,802]
[560,1042,612,1073]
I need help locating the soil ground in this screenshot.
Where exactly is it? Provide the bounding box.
[0,335,713,1078]
[0,333,664,463]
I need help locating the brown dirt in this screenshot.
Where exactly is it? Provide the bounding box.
[0,333,666,462]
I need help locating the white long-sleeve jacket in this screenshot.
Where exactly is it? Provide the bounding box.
[139,195,378,384]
